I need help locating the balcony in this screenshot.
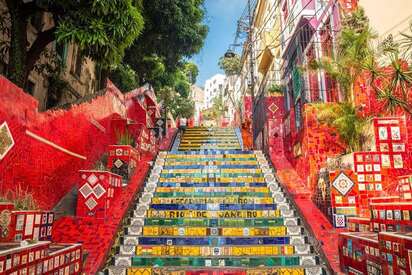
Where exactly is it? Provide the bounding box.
[280,0,330,56]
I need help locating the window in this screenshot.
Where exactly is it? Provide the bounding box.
[71,47,83,78]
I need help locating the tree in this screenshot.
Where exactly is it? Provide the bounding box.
[1,0,144,88]
[218,54,241,76]
[118,0,207,86]
[308,7,376,102]
[184,62,199,84]
[311,102,370,153]
[367,34,412,115]
[203,93,227,123]
[157,86,194,119]
[109,63,139,92]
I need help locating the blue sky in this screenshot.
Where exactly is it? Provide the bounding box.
[193,0,247,88]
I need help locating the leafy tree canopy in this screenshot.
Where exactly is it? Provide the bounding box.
[109,63,139,92]
[2,0,144,88]
[218,54,241,76]
[183,62,199,84]
[157,86,195,119]
[120,0,207,85]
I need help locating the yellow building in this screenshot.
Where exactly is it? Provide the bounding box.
[253,0,283,96]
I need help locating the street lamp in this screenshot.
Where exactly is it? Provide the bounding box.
[224,49,236,58]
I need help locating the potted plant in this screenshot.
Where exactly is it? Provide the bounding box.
[267,84,284,96]
[0,186,55,241]
[77,154,123,219]
[107,130,140,185]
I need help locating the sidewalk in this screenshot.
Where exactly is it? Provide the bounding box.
[270,154,343,274]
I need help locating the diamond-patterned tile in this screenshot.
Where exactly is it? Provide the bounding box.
[85,197,98,210]
[87,173,99,186]
[79,183,93,198]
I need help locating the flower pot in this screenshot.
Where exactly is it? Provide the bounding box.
[77,170,122,218]
[107,145,140,185]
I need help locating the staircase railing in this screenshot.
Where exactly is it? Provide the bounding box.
[264,151,334,275]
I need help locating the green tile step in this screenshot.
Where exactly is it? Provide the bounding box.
[114,255,320,268]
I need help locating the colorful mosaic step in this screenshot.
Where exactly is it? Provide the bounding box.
[123,256,319,267]
[133,244,301,256]
[105,128,325,275]
[178,128,242,150]
[138,226,300,237]
[138,217,300,227]
[116,267,324,275]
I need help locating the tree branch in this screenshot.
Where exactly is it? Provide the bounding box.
[25,27,56,76]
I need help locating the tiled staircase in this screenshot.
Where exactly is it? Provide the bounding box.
[106,128,327,275]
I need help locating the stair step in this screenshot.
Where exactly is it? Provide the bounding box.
[136,209,296,219]
[125,225,304,237]
[118,243,313,256]
[120,236,308,246]
[106,266,326,275]
[114,255,320,268]
[103,128,326,274]
[129,217,301,227]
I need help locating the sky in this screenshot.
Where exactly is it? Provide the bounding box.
[192,0,247,88]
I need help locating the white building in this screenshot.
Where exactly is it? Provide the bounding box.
[203,74,226,109]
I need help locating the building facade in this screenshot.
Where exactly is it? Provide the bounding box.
[0,4,100,111]
[203,74,226,110]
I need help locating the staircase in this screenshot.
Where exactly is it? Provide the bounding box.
[106,127,327,275]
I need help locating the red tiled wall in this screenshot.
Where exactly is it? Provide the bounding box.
[283,104,346,191]
[0,76,150,209]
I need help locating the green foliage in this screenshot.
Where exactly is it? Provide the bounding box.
[122,0,208,85]
[55,0,144,68]
[157,87,195,119]
[0,185,38,210]
[203,93,227,122]
[184,62,199,84]
[115,130,136,147]
[219,54,242,76]
[2,0,144,88]
[94,153,109,171]
[367,33,412,115]
[267,83,284,95]
[310,102,370,153]
[109,64,139,92]
[308,7,376,101]
[174,70,192,98]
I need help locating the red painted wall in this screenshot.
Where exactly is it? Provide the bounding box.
[0,76,154,210]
